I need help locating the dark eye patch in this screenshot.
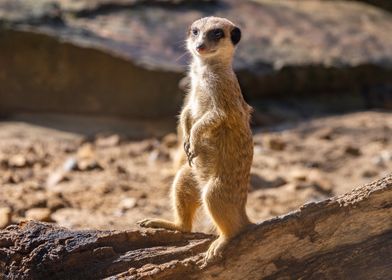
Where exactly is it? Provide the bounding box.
[192,28,199,36]
[207,28,225,41]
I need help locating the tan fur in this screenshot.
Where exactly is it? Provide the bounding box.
[138,16,254,264]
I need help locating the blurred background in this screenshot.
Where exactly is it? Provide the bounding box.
[0,0,391,231]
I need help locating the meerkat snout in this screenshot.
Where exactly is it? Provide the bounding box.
[187,16,242,59]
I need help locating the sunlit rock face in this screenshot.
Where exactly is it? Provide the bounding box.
[1,0,391,117]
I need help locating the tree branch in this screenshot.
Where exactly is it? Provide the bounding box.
[1,174,391,279]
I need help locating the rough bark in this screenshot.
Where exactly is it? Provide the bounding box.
[1,174,391,280]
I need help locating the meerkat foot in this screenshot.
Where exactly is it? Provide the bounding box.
[137,218,188,232]
[203,237,228,265]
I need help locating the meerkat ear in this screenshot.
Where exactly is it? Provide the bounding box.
[230,27,241,45]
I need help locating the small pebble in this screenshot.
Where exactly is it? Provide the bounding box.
[8,155,27,168]
[266,137,286,151]
[290,169,308,181]
[161,133,178,149]
[120,197,137,210]
[25,208,52,222]
[345,146,361,156]
[95,135,121,148]
[0,207,12,228]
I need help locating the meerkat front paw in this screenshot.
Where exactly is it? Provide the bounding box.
[187,147,198,166]
[203,237,228,266]
[183,138,191,157]
[184,139,198,166]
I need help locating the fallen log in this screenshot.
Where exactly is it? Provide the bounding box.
[1,174,391,280]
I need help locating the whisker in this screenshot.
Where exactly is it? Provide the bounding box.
[174,40,188,48]
[175,51,189,62]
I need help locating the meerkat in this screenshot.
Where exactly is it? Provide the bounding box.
[138,16,254,264]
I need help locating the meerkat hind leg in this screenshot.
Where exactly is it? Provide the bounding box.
[203,180,250,263]
[138,165,200,232]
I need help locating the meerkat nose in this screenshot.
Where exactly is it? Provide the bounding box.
[196,43,206,52]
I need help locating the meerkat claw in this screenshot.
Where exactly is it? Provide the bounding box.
[203,238,226,266]
[184,141,190,154]
[187,150,198,166]
[137,218,164,229]
[136,219,152,227]
[187,152,194,166]
[184,140,196,166]
[184,140,192,166]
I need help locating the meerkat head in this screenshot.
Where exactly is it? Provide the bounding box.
[187,17,241,63]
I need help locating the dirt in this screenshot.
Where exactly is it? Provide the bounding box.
[0,111,391,232]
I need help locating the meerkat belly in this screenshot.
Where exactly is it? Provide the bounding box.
[195,123,253,181]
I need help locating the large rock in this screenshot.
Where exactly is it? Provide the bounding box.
[348,0,392,12]
[0,0,391,118]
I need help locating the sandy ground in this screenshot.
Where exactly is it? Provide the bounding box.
[0,111,391,232]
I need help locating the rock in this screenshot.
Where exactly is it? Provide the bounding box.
[8,155,27,168]
[362,169,379,178]
[96,184,113,195]
[265,136,286,151]
[119,182,133,191]
[137,140,159,153]
[1,1,392,118]
[345,145,362,156]
[76,159,103,171]
[372,150,392,166]
[139,192,148,199]
[25,208,52,222]
[95,134,121,148]
[148,149,171,163]
[119,197,137,210]
[0,207,12,228]
[2,171,22,184]
[74,143,103,171]
[250,173,287,190]
[314,127,335,140]
[76,144,95,159]
[51,0,216,14]
[47,193,67,211]
[161,133,178,149]
[46,157,76,188]
[116,165,129,175]
[358,0,392,12]
[290,169,308,181]
[308,170,334,194]
[251,110,282,127]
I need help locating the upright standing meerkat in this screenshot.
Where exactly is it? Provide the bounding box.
[138,16,254,263]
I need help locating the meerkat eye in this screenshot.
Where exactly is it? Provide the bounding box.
[213,29,224,39]
[207,28,225,41]
[192,28,199,36]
